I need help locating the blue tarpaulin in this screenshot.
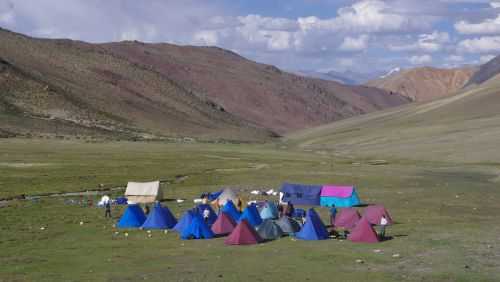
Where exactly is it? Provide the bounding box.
[280,183,322,206]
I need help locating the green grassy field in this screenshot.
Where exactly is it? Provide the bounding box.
[1,138,500,281]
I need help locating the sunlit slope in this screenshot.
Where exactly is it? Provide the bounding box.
[285,79,500,163]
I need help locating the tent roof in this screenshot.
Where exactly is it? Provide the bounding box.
[348,218,379,243]
[275,216,301,234]
[221,200,241,222]
[211,212,236,235]
[125,181,160,196]
[180,214,215,240]
[215,188,239,206]
[117,204,146,228]
[256,219,283,240]
[280,183,322,206]
[173,210,195,233]
[125,181,162,203]
[238,204,263,227]
[141,203,177,229]
[259,202,279,220]
[334,208,360,229]
[363,205,393,225]
[321,186,355,197]
[225,219,263,245]
[295,208,329,240]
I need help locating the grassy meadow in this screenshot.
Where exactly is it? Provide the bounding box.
[1,138,500,281]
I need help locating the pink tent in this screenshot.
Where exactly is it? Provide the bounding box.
[334,208,361,230]
[348,218,379,243]
[211,212,236,236]
[320,186,354,197]
[363,205,393,225]
[224,219,263,245]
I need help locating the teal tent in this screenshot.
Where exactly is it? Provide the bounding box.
[259,201,279,220]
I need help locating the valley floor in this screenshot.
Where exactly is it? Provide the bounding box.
[0,139,499,281]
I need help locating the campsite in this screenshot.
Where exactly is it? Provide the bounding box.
[2,1,500,281]
[1,139,500,281]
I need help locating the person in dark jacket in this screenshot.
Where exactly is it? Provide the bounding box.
[105,201,112,218]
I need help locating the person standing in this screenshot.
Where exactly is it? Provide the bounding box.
[330,205,337,227]
[104,197,112,218]
[380,215,388,240]
[203,208,210,223]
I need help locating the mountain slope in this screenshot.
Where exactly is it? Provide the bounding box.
[286,76,500,163]
[365,67,476,102]
[0,28,409,140]
[0,28,274,141]
[100,42,409,133]
[466,54,500,86]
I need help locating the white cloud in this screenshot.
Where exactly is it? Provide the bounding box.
[491,1,500,8]
[409,54,433,64]
[455,15,500,34]
[458,36,500,52]
[297,0,429,33]
[0,0,14,25]
[389,31,450,52]
[480,54,496,63]
[339,34,369,51]
[447,55,464,62]
[193,30,219,46]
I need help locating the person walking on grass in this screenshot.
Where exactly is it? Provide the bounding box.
[380,215,388,240]
[104,198,112,218]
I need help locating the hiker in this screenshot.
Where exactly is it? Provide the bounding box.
[330,205,337,227]
[104,200,112,218]
[277,204,284,217]
[380,215,388,240]
[285,201,295,217]
[144,204,150,215]
[203,208,210,223]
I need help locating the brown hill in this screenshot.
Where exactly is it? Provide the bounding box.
[0,28,409,140]
[365,67,476,102]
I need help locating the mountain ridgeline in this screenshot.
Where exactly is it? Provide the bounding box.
[0,28,410,141]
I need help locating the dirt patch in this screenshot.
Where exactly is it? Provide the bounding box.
[0,162,54,168]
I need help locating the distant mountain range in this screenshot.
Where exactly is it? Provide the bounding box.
[292,69,386,85]
[0,28,409,141]
[365,66,477,102]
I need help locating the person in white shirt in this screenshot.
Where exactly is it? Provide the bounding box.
[203,208,210,223]
[380,215,388,240]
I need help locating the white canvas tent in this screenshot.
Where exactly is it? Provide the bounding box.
[125,181,162,203]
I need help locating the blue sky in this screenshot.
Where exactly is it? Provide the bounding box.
[1,0,500,73]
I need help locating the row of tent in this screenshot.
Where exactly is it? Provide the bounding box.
[280,183,361,207]
[116,199,393,245]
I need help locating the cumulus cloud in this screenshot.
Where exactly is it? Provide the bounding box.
[297,0,430,33]
[447,54,464,62]
[339,34,369,51]
[458,36,500,52]
[389,31,450,52]
[409,54,433,64]
[455,15,500,34]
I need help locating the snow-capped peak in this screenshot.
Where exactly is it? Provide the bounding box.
[380,67,401,78]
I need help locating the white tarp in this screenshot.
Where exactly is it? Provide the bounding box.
[125,181,162,203]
